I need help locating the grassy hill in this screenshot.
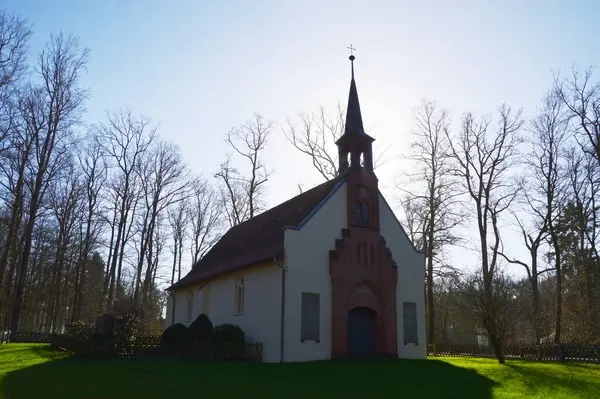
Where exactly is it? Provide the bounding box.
[0,343,598,398]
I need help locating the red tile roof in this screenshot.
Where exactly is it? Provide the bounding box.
[168,175,346,291]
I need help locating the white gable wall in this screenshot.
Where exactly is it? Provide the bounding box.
[378,193,427,359]
[283,181,347,362]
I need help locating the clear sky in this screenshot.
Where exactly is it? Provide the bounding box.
[4,0,600,278]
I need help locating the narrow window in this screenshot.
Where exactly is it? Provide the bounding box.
[301,293,320,342]
[355,201,362,223]
[186,291,193,322]
[359,152,364,167]
[234,277,245,315]
[370,244,375,266]
[403,302,418,345]
[363,203,370,223]
[347,152,352,168]
[357,241,361,263]
[363,242,368,263]
[355,201,362,220]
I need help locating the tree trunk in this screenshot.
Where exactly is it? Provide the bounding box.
[488,325,506,364]
[426,257,435,345]
[551,227,562,344]
[10,204,37,337]
[171,237,177,286]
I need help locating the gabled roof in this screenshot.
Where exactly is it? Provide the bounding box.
[168,175,346,291]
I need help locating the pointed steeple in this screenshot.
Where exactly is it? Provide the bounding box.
[345,55,365,136]
[336,52,375,175]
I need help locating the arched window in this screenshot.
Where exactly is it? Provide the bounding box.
[363,242,368,263]
[359,152,365,167]
[363,203,370,223]
[186,291,193,322]
[370,244,375,266]
[357,241,361,263]
[234,277,245,315]
[347,152,352,168]
[355,201,362,222]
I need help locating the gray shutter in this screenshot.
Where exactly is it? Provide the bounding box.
[301,293,320,342]
[403,301,418,344]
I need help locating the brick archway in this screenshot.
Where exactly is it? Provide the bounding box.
[329,228,398,358]
[344,280,384,312]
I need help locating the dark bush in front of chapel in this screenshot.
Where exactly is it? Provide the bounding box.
[188,313,213,341]
[160,323,189,354]
[211,324,245,359]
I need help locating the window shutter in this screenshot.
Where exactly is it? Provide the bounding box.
[301,293,320,342]
[403,301,418,344]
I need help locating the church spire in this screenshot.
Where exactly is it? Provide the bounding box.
[336,50,375,175]
[345,54,365,136]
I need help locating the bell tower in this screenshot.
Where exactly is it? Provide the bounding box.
[335,54,379,231]
[329,52,398,358]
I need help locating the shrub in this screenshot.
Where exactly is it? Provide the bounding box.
[188,313,213,341]
[211,324,245,359]
[65,321,94,339]
[114,310,142,353]
[161,323,188,354]
[51,335,117,358]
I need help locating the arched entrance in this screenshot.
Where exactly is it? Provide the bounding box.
[347,307,376,355]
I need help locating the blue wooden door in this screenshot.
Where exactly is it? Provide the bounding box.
[347,307,375,355]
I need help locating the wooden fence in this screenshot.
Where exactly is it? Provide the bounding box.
[427,343,600,364]
[10,332,55,343]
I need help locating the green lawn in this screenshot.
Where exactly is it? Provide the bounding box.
[0,344,598,398]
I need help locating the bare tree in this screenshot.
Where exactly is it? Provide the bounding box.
[216,113,272,227]
[0,11,30,88]
[187,180,221,265]
[0,10,32,153]
[554,66,600,165]
[0,99,34,326]
[10,33,89,336]
[398,194,426,251]
[283,103,388,181]
[560,146,600,341]
[168,200,187,286]
[47,160,82,332]
[135,140,189,305]
[456,269,516,349]
[398,100,463,345]
[94,109,155,310]
[553,66,600,343]
[71,136,107,321]
[447,104,523,363]
[498,91,569,344]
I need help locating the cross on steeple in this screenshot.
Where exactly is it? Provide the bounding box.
[347,44,356,55]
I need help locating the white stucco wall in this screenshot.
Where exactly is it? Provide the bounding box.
[169,263,283,363]
[378,193,427,359]
[282,181,347,362]
[168,290,192,326]
[204,264,282,363]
